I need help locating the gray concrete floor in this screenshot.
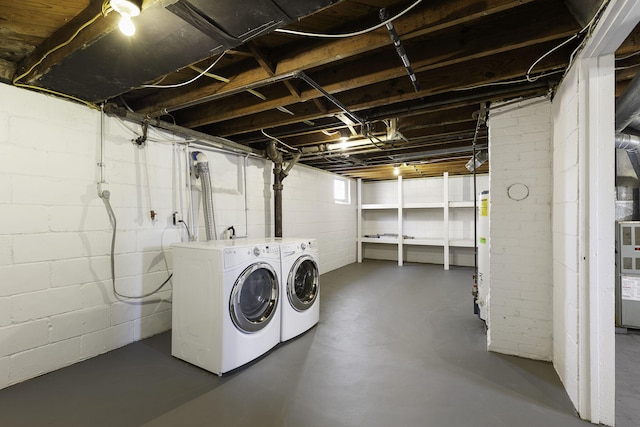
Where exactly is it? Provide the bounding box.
[0,260,601,426]
[617,330,640,427]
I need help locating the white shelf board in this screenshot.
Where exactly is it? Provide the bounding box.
[361,203,399,210]
[449,239,475,247]
[403,202,444,209]
[361,237,399,244]
[403,238,444,246]
[449,201,475,208]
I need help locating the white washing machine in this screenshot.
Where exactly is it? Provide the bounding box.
[171,240,281,375]
[279,238,320,342]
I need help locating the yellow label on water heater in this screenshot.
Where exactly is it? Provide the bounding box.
[480,198,488,217]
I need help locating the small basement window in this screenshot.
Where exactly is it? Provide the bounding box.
[334,178,350,204]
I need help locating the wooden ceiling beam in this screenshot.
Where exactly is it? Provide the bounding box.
[0,58,16,82]
[176,3,577,128]
[133,0,537,113]
[203,41,569,137]
[246,40,301,100]
[324,159,488,180]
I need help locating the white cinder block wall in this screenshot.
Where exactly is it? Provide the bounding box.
[282,165,357,273]
[551,56,616,424]
[0,83,356,390]
[551,66,580,404]
[487,97,553,360]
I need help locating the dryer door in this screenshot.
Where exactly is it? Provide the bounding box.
[230,262,279,333]
[287,255,319,311]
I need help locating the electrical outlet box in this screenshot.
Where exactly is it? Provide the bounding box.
[173,212,182,226]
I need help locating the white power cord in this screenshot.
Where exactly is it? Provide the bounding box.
[275,0,422,38]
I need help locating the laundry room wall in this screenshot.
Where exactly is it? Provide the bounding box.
[551,53,616,424]
[487,96,553,361]
[0,83,356,391]
[281,164,357,274]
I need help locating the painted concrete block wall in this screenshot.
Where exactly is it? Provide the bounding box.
[0,84,178,391]
[487,97,553,361]
[551,67,580,405]
[0,83,356,390]
[281,164,357,274]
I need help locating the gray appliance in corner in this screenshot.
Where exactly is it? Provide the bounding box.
[616,221,640,328]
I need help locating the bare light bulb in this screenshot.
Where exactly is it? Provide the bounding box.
[119,14,136,36]
[393,166,400,175]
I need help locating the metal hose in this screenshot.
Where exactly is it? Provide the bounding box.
[193,152,217,241]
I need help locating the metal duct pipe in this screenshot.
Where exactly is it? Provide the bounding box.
[616,71,640,132]
[627,117,640,134]
[615,132,640,151]
[615,133,640,184]
[192,151,217,241]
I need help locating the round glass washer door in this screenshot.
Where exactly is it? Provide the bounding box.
[287,255,319,312]
[230,262,279,333]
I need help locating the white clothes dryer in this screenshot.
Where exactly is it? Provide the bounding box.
[171,240,281,375]
[279,238,320,342]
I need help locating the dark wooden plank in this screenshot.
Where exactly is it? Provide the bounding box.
[133,0,537,113]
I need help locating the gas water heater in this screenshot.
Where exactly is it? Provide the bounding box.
[477,191,490,322]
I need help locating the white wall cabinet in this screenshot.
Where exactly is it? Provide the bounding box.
[357,172,488,269]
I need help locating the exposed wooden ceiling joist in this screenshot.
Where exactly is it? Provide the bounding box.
[2,0,627,180]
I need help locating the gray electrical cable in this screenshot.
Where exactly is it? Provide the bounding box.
[275,0,422,38]
[100,190,173,300]
[141,52,226,89]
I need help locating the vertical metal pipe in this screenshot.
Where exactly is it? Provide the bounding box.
[473,139,478,283]
[273,163,283,238]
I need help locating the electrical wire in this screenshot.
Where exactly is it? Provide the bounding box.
[178,220,192,240]
[261,129,301,153]
[141,52,226,89]
[275,0,422,38]
[616,63,640,71]
[455,69,566,91]
[526,33,580,82]
[187,65,230,83]
[100,191,173,300]
[11,2,114,109]
[526,0,611,82]
[188,65,267,100]
[616,50,640,61]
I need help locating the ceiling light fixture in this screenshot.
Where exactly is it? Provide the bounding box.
[393,164,400,175]
[110,0,142,36]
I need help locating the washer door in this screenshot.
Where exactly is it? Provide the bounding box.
[287,255,319,312]
[230,262,279,333]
